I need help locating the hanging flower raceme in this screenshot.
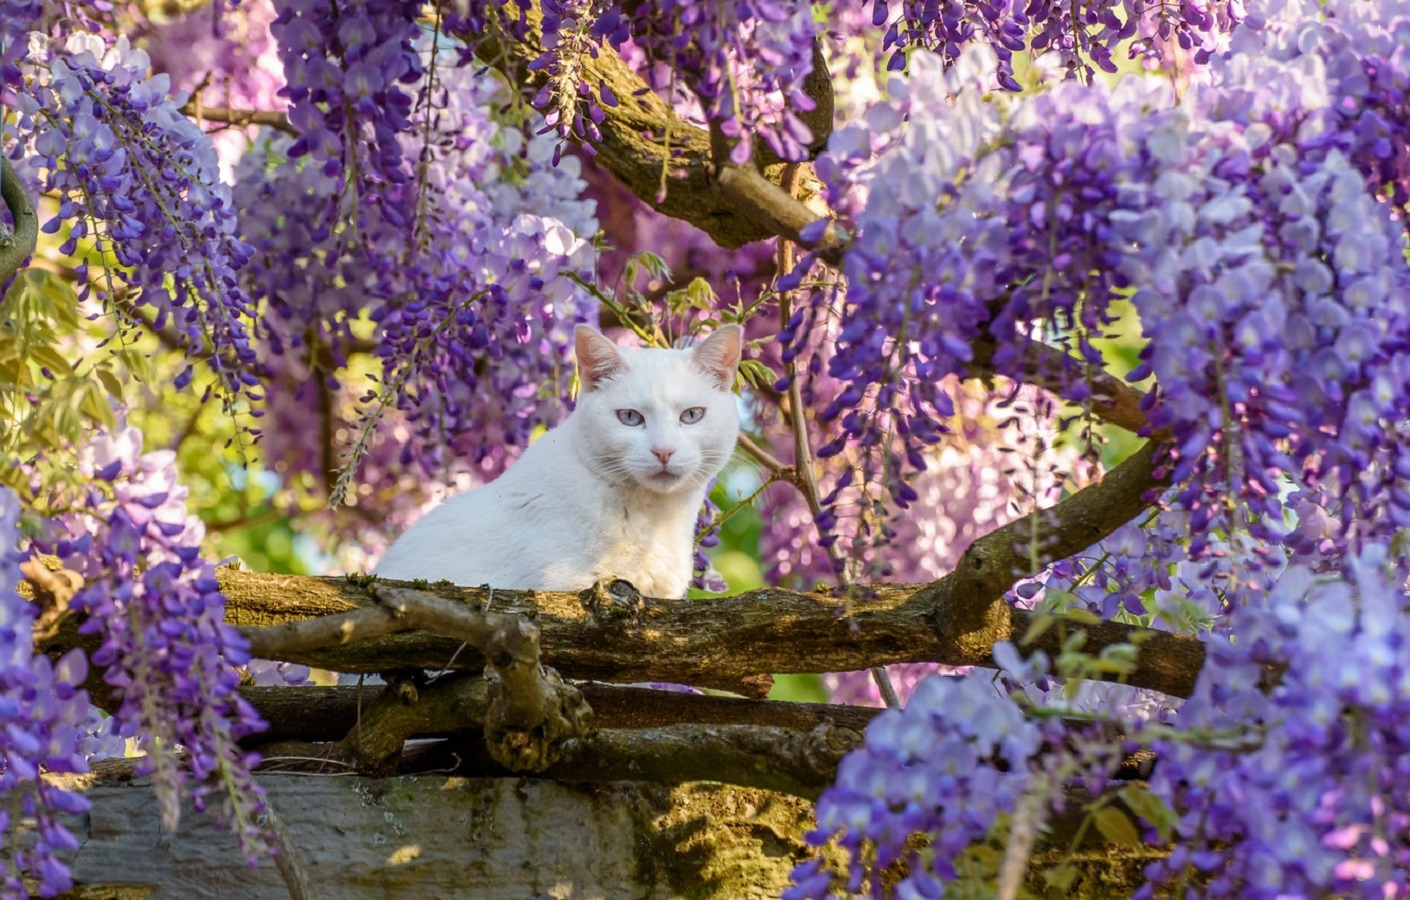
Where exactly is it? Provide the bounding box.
[788,657,1044,897]
[821,46,1410,567]
[235,37,598,510]
[1142,546,1410,898]
[1201,0,1410,222]
[0,487,92,900]
[49,428,269,855]
[271,0,423,191]
[12,33,261,411]
[869,0,1245,87]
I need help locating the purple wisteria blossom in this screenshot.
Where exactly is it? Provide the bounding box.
[11,34,261,411]
[821,42,1410,569]
[870,0,1245,87]
[0,487,91,900]
[788,659,1043,897]
[52,428,269,854]
[1141,547,1410,897]
[234,33,597,532]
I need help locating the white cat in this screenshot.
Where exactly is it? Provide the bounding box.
[374,324,742,598]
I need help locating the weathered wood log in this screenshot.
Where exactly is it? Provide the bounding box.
[41,759,824,899]
[37,759,1161,898]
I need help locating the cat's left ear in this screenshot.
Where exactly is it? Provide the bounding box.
[690,324,743,391]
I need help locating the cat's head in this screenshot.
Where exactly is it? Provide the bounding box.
[572,325,742,495]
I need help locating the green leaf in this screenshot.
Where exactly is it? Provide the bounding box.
[1061,608,1103,625]
[31,270,81,328]
[1020,612,1056,646]
[1119,786,1176,843]
[1044,863,1078,891]
[738,358,779,391]
[78,381,116,430]
[94,365,124,399]
[29,344,74,377]
[1093,807,1142,846]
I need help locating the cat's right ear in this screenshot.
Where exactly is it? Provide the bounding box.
[575,325,627,391]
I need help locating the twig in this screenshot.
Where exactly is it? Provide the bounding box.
[1,152,40,284]
[770,163,899,709]
[264,799,317,900]
[735,431,794,484]
[179,101,298,136]
[969,336,1157,437]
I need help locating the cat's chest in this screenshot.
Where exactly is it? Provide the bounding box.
[574,501,693,597]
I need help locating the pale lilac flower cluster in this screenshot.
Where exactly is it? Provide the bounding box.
[1141,547,1410,897]
[1203,0,1410,217]
[0,487,91,899]
[823,45,1410,571]
[53,428,269,856]
[0,0,42,88]
[12,34,261,410]
[788,659,1042,897]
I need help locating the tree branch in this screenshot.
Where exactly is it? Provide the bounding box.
[244,584,591,772]
[248,681,880,745]
[915,440,1167,657]
[244,682,1161,816]
[179,101,297,136]
[459,3,839,253]
[208,427,1192,691]
[1,153,40,285]
[256,676,861,797]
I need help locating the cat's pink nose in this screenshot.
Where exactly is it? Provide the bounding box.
[653,448,675,465]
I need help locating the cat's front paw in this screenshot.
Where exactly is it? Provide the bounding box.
[579,577,646,623]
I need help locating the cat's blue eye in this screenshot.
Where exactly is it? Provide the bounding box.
[617,409,644,427]
[680,407,706,425]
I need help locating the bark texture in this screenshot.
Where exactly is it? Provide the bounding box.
[40,760,823,900]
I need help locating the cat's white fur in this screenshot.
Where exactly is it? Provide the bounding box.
[374,324,742,598]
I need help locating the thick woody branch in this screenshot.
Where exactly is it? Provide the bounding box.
[250,682,880,745]
[247,684,1157,806]
[1,153,40,284]
[258,678,862,797]
[915,440,1167,657]
[245,584,591,771]
[460,3,839,253]
[203,432,1189,692]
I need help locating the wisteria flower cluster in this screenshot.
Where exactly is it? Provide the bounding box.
[52,427,269,855]
[1202,0,1410,219]
[271,0,422,189]
[1141,547,1410,897]
[788,659,1042,897]
[235,35,598,520]
[12,33,261,411]
[0,487,91,899]
[0,0,42,89]
[822,43,1410,568]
